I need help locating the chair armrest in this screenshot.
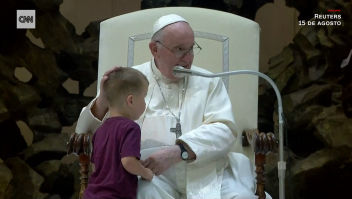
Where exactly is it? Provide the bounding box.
[243,129,278,155]
[242,129,278,199]
[67,133,92,199]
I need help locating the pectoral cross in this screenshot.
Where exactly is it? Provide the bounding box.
[170,122,182,138]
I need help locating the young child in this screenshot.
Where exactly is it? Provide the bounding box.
[83,67,153,199]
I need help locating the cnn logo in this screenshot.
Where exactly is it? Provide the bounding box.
[19,16,34,23]
[17,10,36,29]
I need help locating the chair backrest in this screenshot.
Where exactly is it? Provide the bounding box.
[98,7,260,159]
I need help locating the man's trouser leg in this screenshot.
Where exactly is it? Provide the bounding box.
[221,167,258,199]
[221,167,272,199]
[137,176,181,199]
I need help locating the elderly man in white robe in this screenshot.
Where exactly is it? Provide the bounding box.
[76,14,270,199]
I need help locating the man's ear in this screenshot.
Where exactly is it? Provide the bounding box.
[126,95,133,107]
[149,41,159,58]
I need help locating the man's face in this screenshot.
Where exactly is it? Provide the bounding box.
[151,22,195,81]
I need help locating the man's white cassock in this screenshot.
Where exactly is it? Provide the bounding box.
[76,60,272,199]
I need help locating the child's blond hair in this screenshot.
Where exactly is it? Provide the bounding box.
[103,67,148,107]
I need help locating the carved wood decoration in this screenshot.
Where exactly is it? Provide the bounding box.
[243,129,278,199]
[67,133,92,199]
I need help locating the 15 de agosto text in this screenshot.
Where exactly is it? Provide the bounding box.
[299,14,342,26]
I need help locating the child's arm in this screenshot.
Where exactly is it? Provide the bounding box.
[90,163,96,173]
[121,157,153,181]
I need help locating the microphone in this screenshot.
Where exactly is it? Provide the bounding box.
[173,65,201,78]
[173,65,286,199]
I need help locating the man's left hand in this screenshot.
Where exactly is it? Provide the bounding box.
[141,146,181,176]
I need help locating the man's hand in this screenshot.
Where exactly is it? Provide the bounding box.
[92,66,121,120]
[98,66,122,106]
[141,146,181,176]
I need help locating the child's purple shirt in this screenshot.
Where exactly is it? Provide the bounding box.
[83,116,141,199]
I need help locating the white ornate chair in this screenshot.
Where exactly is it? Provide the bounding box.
[67,7,277,199]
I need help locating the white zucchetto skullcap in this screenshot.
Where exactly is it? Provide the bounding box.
[152,14,188,37]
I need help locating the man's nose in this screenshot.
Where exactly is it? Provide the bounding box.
[180,51,193,62]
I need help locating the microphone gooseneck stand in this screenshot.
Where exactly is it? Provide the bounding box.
[173,66,286,199]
